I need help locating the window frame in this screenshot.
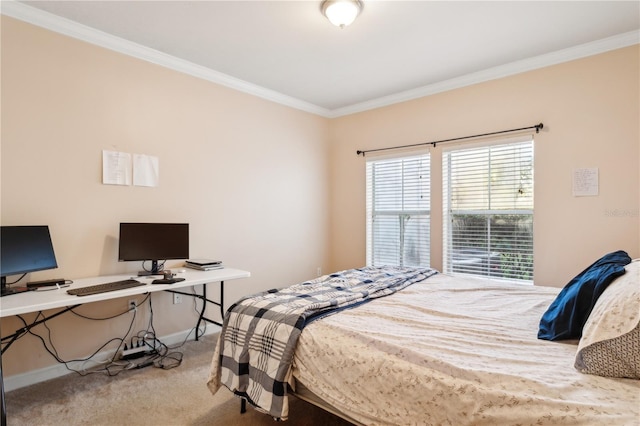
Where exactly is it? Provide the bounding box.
[442,136,534,283]
[366,151,431,268]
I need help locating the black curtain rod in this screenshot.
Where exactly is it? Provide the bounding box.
[356,123,544,156]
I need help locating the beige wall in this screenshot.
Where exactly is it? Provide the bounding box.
[1,17,330,376]
[328,45,640,287]
[1,16,639,380]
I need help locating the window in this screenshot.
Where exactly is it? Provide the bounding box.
[366,153,430,267]
[443,139,533,282]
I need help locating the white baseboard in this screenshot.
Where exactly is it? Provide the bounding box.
[4,325,220,392]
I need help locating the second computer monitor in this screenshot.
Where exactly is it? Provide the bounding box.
[118,223,189,275]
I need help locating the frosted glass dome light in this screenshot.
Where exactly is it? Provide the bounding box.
[321,0,363,29]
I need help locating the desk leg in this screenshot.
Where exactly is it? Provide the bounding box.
[195,284,206,341]
[194,281,224,341]
[219,281,224,322]
[1,352,6,426]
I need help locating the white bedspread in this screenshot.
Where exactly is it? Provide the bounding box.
[292,273,640,425]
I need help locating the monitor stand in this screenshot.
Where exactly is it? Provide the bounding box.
[137,271,163,276]
[137,260,164,276]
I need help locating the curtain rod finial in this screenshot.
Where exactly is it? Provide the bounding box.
[357,150,365,156]
[536,123,544,133]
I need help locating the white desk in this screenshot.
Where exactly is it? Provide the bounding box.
[0,267,250,426]
[0,268,250,318]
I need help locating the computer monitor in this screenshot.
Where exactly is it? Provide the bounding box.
[1,226,59,296]
[118,223,189,276]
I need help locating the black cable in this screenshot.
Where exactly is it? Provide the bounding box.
[189,285,208,339]
[4,273,27,286]
[157,351,183,370]
[41,313,135,373]
[169,327,197,350]
[142,260,166,273]
[68,293,150,321]
[144,295,183,369]
[7,288,196,376]
[109,294,184,370]
[14,304,140,376]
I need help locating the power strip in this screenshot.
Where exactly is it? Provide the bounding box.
[120,339,159,359]
[5,327,220,392]
[121,346,148,360]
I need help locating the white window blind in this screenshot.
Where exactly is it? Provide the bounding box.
[366,153,430,267]
[443,139,533,282]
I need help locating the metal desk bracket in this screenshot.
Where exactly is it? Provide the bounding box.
[165,280,225,340]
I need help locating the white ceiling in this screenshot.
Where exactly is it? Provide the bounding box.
[5,1,640,117]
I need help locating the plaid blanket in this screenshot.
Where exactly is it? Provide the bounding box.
[208,266,437,420]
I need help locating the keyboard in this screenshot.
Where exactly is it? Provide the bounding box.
[67,279,145,296]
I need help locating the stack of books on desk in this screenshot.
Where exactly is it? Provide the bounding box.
[185,259,223,271]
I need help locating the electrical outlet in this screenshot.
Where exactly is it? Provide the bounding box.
[173,293,182,304]
[128,300,136,312]
[317,267,322,277]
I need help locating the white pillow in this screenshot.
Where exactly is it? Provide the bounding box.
[575,259,640,379]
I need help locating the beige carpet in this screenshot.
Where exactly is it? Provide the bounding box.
[4,334,353,426]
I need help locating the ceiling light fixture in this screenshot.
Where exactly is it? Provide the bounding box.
[321,0,363,29]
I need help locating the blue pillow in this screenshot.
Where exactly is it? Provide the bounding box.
[538,250,631,341]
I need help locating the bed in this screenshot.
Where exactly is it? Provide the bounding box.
[207,260,640,425]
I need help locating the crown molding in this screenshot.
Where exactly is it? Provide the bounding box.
[329,29,640,118]
[0,0,332,118]
[2,0,637,119]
